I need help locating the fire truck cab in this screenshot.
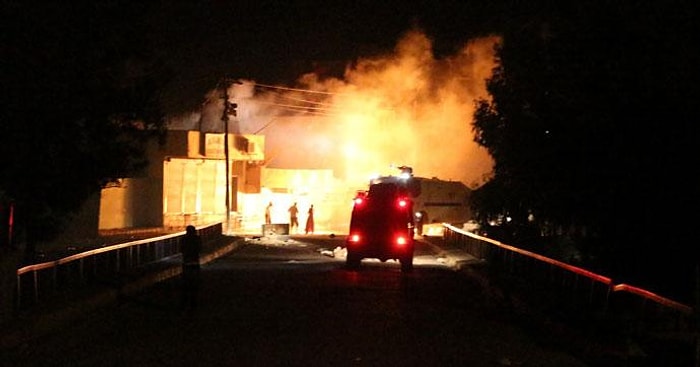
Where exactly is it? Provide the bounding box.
[345,181,415,272]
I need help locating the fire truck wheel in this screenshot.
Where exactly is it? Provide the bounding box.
[346,253,361,269]
[400,256,414,272]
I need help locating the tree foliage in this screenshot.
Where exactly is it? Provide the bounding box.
[1,3,170,256]
[470,3,698,302]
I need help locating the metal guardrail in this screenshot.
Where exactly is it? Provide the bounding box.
[15,223,222,310]
[443,224,695,333]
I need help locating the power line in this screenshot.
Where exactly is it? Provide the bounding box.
[277,93,335,107]
[253,82,341,96]
[254,100,341,115]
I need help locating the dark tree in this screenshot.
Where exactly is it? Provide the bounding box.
[471,3,699,303]
[1,3,170,261]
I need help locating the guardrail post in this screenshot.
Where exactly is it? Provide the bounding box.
[33,270,39,304]
[115,249,120,272]
[52,265,57,292]
[16,274,21,310]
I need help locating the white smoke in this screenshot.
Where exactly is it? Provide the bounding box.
[170,29,499,188]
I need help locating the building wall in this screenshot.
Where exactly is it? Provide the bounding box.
[162,157,227,228]
[97,130,357,234]
[96,134,169,231]
[412,177,473,225]
[99,177,163,230]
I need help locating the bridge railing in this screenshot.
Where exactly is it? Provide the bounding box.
[15,223,222,310]
[443,224,694,334]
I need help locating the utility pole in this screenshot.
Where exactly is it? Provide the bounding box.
[220,81,238,233]
[695,263,699,367]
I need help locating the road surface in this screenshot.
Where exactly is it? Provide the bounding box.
[2,235,594,366]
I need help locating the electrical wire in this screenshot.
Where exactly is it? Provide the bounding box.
[253,82,339,95]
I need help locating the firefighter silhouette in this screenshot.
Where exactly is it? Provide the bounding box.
[305,204,315,234]
[265,202,273,224]
[288,202,299,232]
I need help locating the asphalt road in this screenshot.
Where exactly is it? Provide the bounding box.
[1,235,595,367]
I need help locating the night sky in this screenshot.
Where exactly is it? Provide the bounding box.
[141,1,502,81]
[5,1,697,113]
[167,0,512,115]
[3,1,511,115]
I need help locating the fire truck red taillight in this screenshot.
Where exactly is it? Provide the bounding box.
[397,198,408,208]
[349,233,361,243]
[354,197,364,206]
[395,236,407,246]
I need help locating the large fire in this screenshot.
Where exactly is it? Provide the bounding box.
[191,29,499,189]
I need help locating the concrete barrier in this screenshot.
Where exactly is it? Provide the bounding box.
[262,223,289,236]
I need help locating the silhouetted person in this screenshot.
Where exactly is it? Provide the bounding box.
[180,225,202,312]
[305,204,314,234]
[288,202,299,233]
[415,211,426,236]
[265,202,273,224]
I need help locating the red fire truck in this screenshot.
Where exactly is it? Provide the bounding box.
[345,178,415,272]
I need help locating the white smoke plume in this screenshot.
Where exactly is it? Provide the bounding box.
[172,29,499,188]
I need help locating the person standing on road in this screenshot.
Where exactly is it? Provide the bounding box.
[265,201,273,225]
[180,225,202,312]
[288,202,299,233]
[305,204,314,234]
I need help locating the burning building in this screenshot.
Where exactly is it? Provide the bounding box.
[98,128,357,234]
[97,127,476,236]
[97,29,499,236]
